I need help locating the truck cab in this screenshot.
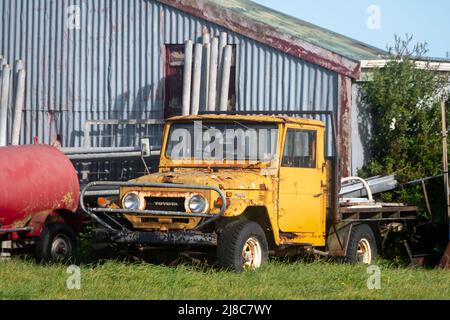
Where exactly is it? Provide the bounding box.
[81,114,417,272]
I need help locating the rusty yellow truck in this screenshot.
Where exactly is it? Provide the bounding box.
[81,112,418,272]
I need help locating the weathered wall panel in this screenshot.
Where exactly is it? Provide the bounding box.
[0,0,338,156]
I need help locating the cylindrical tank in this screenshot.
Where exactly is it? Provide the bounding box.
[0,144,79,226]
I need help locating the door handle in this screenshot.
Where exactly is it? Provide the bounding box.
[313,193,323,198]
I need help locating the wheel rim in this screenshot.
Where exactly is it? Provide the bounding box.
[357,238,372,264]
[50,234,72,261]
[242,237,262,270]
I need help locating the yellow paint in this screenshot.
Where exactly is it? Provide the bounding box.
[117,115,327,247]
[277,124,327,246]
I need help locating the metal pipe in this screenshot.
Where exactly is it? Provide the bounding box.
[67,150,160,160]
[218,32,227,69]
[0,64,11,146]
[182,40,193,116]
[191,43,203,115]
[202,43,211,110]
[341,177,374,202]
[202,32,211,45]
[208,37,219,111]
[441,98,450,236]
[12,63,26,145]
[0,227,33,234]
[312,249,329,257]
[217,32,228,99]
[62,146,142,154]
[219,45,232,111]
[202,31,211,109]
[83,189,120,197]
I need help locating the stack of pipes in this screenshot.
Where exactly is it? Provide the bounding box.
[0,56,26,147]
[182,31,233,116]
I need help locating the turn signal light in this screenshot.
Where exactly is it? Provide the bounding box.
[97,197,109,208]
[215,196,231,208]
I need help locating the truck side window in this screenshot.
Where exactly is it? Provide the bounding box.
[282,129,317,168]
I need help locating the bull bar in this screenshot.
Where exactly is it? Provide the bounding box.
[79,181,227,246]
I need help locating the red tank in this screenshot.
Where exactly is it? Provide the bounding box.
[0,144,79,226]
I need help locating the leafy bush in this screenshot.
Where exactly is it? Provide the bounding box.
[358,35,449,210]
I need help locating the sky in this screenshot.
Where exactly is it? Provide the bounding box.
[252,0,450,59]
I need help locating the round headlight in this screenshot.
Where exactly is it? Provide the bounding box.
[122,193,141,210]
[188,194,207,213]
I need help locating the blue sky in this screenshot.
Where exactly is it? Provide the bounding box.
[252,0,450,59]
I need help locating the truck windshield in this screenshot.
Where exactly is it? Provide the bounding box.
[165,121,279,163]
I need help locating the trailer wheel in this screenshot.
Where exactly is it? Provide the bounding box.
[217,220,268,272]
[35,222,77,263]
[345,224,377,264]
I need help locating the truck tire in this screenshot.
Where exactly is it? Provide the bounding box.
[217,220,269,272]
[35,222,77,263]
[345,224,377,264]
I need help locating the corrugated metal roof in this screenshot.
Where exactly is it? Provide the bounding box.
[209,0,386,61]
[159,0,386,78]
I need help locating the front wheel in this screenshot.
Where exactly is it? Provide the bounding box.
[217,220,269,272]
[345,224,378,264]
[35,222,77,263]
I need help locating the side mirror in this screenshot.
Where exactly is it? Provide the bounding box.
[141,138,151,157]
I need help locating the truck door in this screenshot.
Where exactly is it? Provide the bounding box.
[278,127,326,239]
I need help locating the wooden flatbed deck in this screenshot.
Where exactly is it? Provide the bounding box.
[339,204,418,222]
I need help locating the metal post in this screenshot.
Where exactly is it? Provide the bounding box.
[208,37,219,111]
[191,43,203,115]
[441,98,450,236]
[0,55,5,71]
[12,61,26,145]
[217,32,228,100]
[219,45,232,111]
[201,31,211,110]
[0,64,11,147]
[202,32,211,110]
[182,40,193,116]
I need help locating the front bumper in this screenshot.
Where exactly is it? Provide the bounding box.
[111,230,217,246]
[80,181,226,244]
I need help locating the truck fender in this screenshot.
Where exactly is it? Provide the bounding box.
[26,210,83,238]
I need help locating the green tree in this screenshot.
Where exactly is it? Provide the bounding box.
[358,37,449,261]
[359,35,449,185]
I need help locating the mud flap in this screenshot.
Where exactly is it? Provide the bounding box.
[326,222,353,257]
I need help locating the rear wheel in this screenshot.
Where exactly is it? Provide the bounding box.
[345,224,377,264]
[35,222,76,263]
[217,220,269,272]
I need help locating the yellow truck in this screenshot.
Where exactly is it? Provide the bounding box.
[81,112,418,272]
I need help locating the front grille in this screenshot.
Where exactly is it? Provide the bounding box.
[145,196,185,212]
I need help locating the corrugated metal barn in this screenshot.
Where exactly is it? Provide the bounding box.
[0,0,390,177]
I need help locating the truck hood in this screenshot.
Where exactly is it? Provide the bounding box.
[131,169,276,191]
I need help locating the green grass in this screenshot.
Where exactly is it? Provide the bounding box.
[1,258,450,300]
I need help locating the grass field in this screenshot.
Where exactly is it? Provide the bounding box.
[1,257,450,300]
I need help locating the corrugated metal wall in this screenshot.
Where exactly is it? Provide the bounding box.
[0,0,338,153]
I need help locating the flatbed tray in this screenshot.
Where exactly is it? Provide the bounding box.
[339,203,418,222]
